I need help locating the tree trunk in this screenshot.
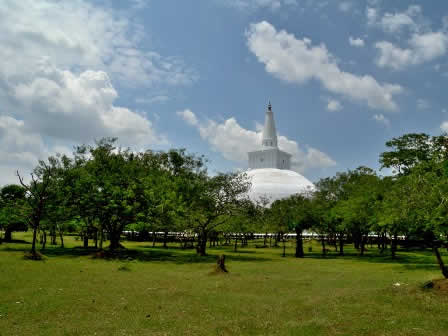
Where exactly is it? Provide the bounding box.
[360,235,365,256]
[50,227,57,245]
[321,236,326,256]
[152,232,156,247]
[234,235,238,252]
[94,230,98,249]
[31,226,38,254]
[264,232,267,246]
[353,231,360,250]
[109,231,121,251]
[274,232,280,247]
[433,246,448,279]
[269,234,272,247]
[83,233,88,248]
[98,230,103,250]
[59,231,64,248]
[295,228,304,258]
[163,231,168,248]
[282,237,286,257]
[4,228,12,242]
[41,230,47,251]
[198,232,208,256]
[339,233,344,256]
[391,233,397,259]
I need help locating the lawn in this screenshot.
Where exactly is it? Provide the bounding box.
[0,233,447,336]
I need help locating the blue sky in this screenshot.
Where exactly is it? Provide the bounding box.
[1,0,448,185]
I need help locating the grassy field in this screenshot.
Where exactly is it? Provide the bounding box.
[0,233,447,336]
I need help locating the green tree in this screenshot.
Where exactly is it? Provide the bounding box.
[332,167,382,256]
[17,161,54,256]
[0,184,27,242]
[188,172,250,256]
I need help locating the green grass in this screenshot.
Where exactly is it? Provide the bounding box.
[0,233,447,336]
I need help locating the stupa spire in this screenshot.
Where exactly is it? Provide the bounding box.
[262,101,278,148]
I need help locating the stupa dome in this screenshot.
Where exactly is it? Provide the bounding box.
[246,168,314,204]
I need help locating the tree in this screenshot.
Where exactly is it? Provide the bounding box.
[380,133,448,175]
[405,160,448,278]
[313,173,351,256]
[140,149,207,249]
[223,198,257,252]
[0,185,27,242]
[289,194,314,258]
[269,199,292,257]
[332,167,383,256]
[188,172,250,256]
[17,160,54,256]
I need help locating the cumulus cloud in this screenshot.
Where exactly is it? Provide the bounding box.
[375,32,448,70]
[327,99,342,111]
[367,5,423,34]
[0,0,186,185]
[177,109,199,126]
[349,37,365,47]
[0,116,72,185]
[0,0,196,87]
[369,5,448,70]
[177,110,336,173]
[246,21,403,111]
[373,113,390,127]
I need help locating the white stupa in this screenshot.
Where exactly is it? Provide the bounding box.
[246,103,314,204]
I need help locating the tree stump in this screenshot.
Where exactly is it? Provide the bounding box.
[215,254,228,273]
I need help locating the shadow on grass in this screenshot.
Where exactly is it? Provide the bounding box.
[1,239,31,244]
[0,244,273,264]
[302,248,442,272]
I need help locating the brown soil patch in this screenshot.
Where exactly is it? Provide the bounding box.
[423,279,448,294]
[432,279,448,293]
[23,251,45,260]
[91,248,130,260]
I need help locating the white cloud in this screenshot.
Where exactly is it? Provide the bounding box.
[0,0,196,88]
[349,37,365,47]
[373,113,390,127]
[220,0,297,11]
[441,121,448,133]
[375,32,448,70]
[0,0,184,185]
[369,5,448,70]
[366,7,378,25]
[136,95,169,104]
[417,98,431,110]
[327,99,342,111]
[11,62,166,146]
[177,109,199,126]
[0,116,72,186]
[131,0,149,9]
[367,5,423,34]
[246,21,403,111]
[339,2,353,13]
[178,110,336,173]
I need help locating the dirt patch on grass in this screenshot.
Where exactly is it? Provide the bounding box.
[423,279,448,294]
[23,251,45,260]
[91,249,134,260]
